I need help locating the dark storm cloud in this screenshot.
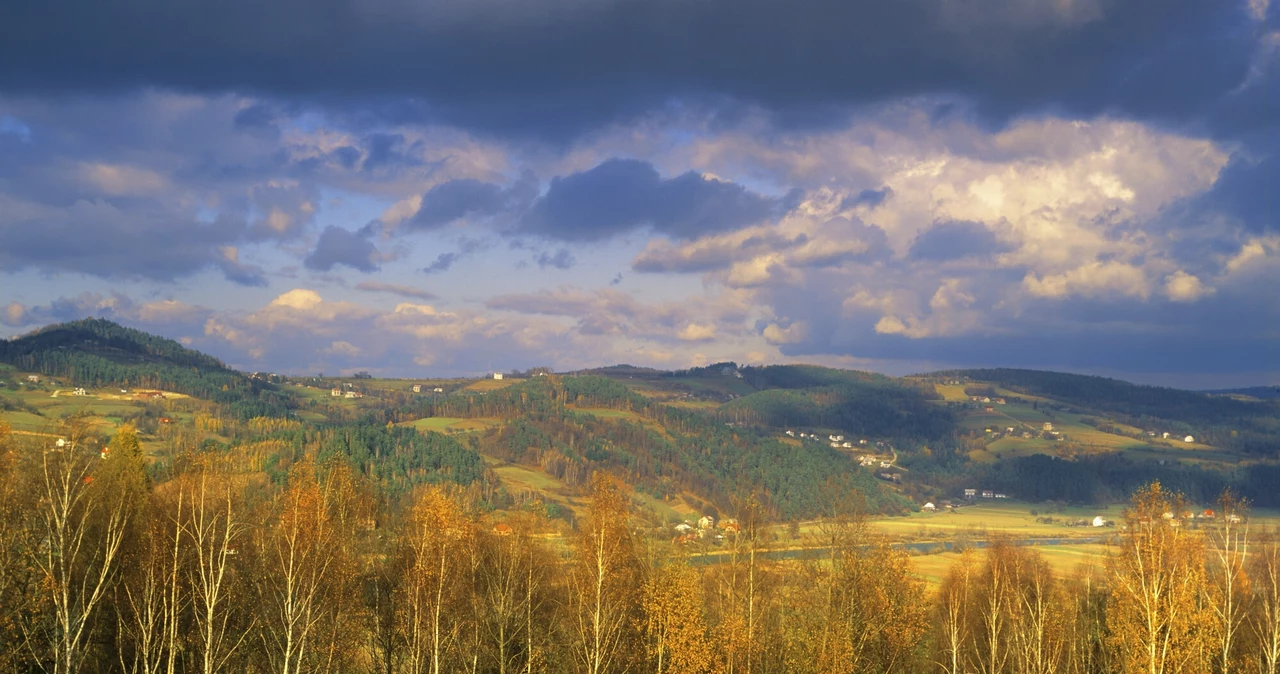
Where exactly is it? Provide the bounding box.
[303,226,380,272]
[908,221,1010,261]
[520,159,782,241]
[408,172,538,230]
[1,0,1262,139]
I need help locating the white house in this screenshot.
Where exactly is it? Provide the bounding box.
[1043,422,1054,431]
[994,493,1008,499]
[834,435,844,441]
[982,490,995,499]
[26,375,39,383]
[785,430,795,437]
[831,442,841,448]
[1092,516,1107,527]
[922,502,937,512]
[55,438,67,448]
[859,439,868,445]
[331,388,342,397]
[698,515,716,529]
[493,373,504,380]
[73,388,86,396]
[1184,435,1195,443]
[1162,432,1171,439]
[412,384,422,393]
[675,523,695,534]
[434,387,444,393]
[964,488,977,498]
[842,442,852,448]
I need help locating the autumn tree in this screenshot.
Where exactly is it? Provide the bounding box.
[642,561,711,674]
[0,420,36,671]
[398,484,476,674]
[1107,482,1210,674]
[1250,528,1280,674]
[477,512,556,674]
[255,459,344,674]
[934,550,976,674]
[1206,490,1251,674]
[22,423,140,674]
[183,455,251,674]
[568,472,641,674]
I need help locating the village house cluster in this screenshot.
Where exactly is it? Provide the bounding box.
[671,514,741,545]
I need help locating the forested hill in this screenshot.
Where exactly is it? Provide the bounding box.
[934,367,1280,453]
[0,318,290,417]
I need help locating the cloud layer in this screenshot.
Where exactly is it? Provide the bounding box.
[0,0,1276,386]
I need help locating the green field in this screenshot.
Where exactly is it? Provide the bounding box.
[402,416,504,434]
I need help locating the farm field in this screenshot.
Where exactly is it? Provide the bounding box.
[489,461,587,517]
[909,543,1112,586]
[870,501,1125,541]
[465,378,522,392]
[402,416,504,434]
[569,406,671,436]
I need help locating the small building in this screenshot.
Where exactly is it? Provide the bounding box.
[842,442,852,448]
[55,438,67,448]
[434,387,444,393]
[964,488,977,499]
[985,406,995,412]
[1092,516,1107,527]
[492,523,514,536]
[331,388,342,397]
[996,398,1006,405]
[26,375,39,383]
[698,515,716,530]
[994,493,1008,499]
[831,442,841,448]
[73,388,87,396]
[1162,432,1171,439]
[859,439,868,445]
[1043,422,1054,431]
[1184,435,1195,443]
[880,461,891,468]
[981,490,995,499]
[922,502,937,512]
[675,523,695,534]
[159,417,172,424]
[412,384,422,393]
[785,430,795,437]
[344,391,363,399]
[493,373,504,380]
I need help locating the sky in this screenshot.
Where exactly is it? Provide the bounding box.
[0,0,1277,387]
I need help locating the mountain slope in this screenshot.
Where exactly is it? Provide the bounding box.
[0,318,291,417]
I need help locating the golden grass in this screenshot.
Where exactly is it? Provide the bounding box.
[465,378,521,392]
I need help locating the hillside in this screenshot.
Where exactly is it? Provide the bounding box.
[3,322,1280,518]
[0,318,291,418]
[932,368,1280,454]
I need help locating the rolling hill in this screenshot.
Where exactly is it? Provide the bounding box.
[4,320,1279,517]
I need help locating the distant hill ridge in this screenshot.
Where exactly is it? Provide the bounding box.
[0,318,289,417]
